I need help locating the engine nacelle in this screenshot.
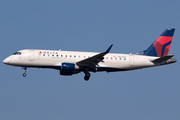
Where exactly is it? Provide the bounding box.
[60,63,75,76]
[61,63,74,71]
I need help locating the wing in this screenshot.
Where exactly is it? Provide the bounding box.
[76,44,113,71]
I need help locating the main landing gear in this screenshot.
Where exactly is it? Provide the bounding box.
[84,71,91,81]
[22,67,27,77]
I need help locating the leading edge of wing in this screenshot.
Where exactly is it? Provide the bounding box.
[76,44,113,67]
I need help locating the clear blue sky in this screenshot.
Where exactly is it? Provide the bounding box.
[0,0,179,120]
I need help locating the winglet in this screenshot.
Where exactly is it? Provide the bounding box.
[105,44,113,53]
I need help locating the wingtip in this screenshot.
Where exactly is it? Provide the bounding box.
[105,44,113,53]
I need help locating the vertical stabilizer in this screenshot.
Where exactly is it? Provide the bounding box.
[143,28,175,57]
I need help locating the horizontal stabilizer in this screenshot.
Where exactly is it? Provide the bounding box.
[152,55,174,63]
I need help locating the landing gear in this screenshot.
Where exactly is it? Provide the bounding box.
[22,67,27,77]
[84,72,91,81]
[23,73,26,77]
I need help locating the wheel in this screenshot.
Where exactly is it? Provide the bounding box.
[86,73,90,77]
[23,73,26,77]
[84,73,91,81]
[84,76,89,81]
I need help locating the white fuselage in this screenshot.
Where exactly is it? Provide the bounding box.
[3,49,176,81]
[3,49,160,72]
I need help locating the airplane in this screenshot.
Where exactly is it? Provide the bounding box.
[3,28,177,81]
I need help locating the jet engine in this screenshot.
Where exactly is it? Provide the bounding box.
[60,63,79,75]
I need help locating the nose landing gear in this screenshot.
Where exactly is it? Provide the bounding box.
[22,67,27,77]
[23,73,26,77]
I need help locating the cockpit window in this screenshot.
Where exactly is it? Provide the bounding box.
[13,52,21,55]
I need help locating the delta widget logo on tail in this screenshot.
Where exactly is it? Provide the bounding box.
[143,28,175,57]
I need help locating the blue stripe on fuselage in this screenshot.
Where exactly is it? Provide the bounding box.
[22,65,129,72]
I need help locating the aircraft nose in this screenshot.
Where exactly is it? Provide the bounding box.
[3,58,9,64]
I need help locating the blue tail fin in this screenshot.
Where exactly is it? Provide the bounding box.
[136,28,175,57]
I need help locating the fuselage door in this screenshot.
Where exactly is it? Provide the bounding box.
[29,50,35,61]
[129,54,134,66]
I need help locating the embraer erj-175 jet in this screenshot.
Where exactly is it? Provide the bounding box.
[3,28,176,81]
